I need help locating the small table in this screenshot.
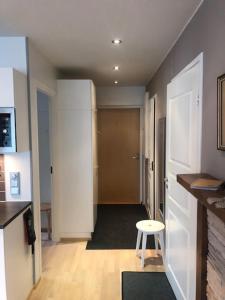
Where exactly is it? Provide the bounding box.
[40,203,51,240]
[136,220,165,268]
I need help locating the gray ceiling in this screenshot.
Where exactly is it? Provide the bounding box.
[0,0,202,86]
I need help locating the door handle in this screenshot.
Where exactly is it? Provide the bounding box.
[131,154,139,160]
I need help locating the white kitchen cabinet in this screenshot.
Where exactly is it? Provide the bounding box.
[0,68,29,152]
[56,80,98,238]
[0,204,33,300]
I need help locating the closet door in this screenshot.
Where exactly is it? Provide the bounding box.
[91,82,98,227]
[57,108,93,236]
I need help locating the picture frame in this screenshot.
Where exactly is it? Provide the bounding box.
[217,73,225,150]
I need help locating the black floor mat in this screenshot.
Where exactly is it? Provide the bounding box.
[122,272,176,300]
[86,204,155,250]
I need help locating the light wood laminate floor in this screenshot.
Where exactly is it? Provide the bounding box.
[29,241,164,300]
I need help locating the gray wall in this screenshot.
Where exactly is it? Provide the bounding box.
[147,0,225,180]
[37,91,51,228]
[96,86,145,107]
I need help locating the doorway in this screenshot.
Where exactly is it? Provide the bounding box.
[98,108,141,204]
[37,91,52,253]
[145,96,156,219]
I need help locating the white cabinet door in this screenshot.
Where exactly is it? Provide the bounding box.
[57,109,93,236]
[165,55,203,300]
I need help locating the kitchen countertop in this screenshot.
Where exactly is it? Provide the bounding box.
[0,201,31,229]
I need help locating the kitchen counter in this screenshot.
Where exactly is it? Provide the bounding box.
[0,201,31,229]
[0,201,33,300]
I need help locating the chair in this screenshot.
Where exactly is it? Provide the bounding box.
[136,220,165,268]
[40,202,51,240]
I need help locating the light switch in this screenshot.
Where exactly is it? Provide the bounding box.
[10,172,20,196]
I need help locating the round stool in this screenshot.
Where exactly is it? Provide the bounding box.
[136,220,165,268]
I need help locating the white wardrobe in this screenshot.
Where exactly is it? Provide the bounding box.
[55,80,98,238]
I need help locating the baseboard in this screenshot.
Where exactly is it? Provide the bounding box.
[60,232,92,239]
[41,227,51,233]
[60,237,91,243]
[98,201,140,204]
[27,277,41,299]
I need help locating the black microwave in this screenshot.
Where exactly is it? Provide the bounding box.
[0,108,16,153]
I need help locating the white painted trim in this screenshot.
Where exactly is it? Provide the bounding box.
[0,230,7,300]
[172,52,203,82]
[171,52,203,172]
[30,79,57,284]
[97,105,143,109]
[147,95,156,219]
[140,107,144,203]
[149,0,204,82]
[60,232,92,239]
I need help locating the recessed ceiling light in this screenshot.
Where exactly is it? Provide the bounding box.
[114,81,118,84]
[113,65,119,71]
[112,39,122,45]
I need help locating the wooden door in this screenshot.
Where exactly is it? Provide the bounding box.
[166,55,203,300]
[98,108,140,204]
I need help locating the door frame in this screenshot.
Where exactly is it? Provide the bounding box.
[97,105,144,203]
[144,94,156,219]
[165,52,203,299]
[30,79,56,283]
[172,54,203,172]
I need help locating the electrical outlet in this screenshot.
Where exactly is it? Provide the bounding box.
[10,172,20,196]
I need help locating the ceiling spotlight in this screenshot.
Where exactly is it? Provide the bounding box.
[114,81,118,84]
[113,65,119,71]
[112,39,122,45]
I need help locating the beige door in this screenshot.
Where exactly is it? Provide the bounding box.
[98,108,140,204]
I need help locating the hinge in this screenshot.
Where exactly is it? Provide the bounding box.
[50,166,53,174]
[151,161,154,171]
[196,94,200,106]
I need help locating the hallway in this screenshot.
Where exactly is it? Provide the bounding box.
[29,241,164,300]
[29,204,164,299]
[86,204,154,250]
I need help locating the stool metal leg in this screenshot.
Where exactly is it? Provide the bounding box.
[141,233,147,268]
[136,230,142,256]
[159,231,165,263]
[154,234,159,252]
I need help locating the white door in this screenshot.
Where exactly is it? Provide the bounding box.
[147,96,155,219]
[165,54,203,300]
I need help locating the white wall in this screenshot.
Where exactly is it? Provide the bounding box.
[0,37,31,202]
[28,40,57,283]
[0,37,27,74]
[28,41,56,91]
[96,86,145,107]
[0,36,57,286]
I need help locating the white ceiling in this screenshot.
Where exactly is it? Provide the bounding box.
[0,0,202,86]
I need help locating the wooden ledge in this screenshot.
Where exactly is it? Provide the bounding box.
[177,173,225,223]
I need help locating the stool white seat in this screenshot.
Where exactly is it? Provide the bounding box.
[136,220,165,268]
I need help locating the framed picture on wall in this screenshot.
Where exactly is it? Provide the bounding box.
[218,73,225,150]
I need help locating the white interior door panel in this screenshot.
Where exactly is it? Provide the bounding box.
[165,54,203,300]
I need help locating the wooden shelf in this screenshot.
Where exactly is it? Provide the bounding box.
[177,173,225,223]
